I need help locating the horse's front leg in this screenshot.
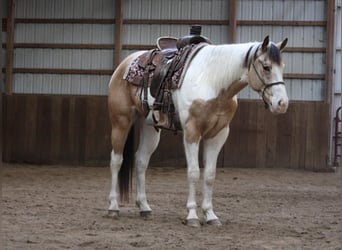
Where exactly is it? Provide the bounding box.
[183,127,201,227]
[135,122,160,216]
[202,126,229,226]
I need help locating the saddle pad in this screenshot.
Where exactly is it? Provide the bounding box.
[123,56,145,86]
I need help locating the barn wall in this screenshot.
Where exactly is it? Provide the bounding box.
[3,0,329,100]
[1,0,335,170]
[10,0,114,95]
[2,95,330,170]
[237,0,326,101]
[2,94,112,166]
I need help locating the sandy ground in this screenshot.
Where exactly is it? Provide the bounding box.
[2,163,342,250]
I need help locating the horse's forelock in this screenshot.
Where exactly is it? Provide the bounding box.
[267,43,281,65]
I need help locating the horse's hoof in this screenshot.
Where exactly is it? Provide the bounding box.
[140,210,152,218]
[207,219,222,226]
[104,210,120,219]
[183,219,201,227]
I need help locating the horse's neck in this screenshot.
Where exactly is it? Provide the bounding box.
[198,43,256,93]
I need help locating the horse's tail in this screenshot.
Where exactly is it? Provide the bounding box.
[119,125,135,202]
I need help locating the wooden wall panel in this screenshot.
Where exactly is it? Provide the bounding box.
[2,95,331,171]
[2,95,112,166]
[224,101,330,170]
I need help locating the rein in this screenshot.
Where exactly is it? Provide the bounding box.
[250,47,285,109]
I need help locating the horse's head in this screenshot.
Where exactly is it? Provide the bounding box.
[247,36,289,114]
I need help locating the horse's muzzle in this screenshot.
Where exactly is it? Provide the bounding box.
[270,96,289,114]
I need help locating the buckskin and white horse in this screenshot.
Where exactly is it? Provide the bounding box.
[106,35,289,227]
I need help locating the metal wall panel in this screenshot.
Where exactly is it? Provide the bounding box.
[8,0,328,99]
[14,49,113,69]
[14,24,114,44]
[123,24,228,45]
[238,0,325,21]
[123,0,229,20]
[15,0,114,18]
[12,0,115,95]
[122,0,229,46]
[13,74,110,95]
[237,0,327,101]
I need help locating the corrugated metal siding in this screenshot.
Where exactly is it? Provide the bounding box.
[13,74,110,95]
[14,24,114,44]
[238,0,325,21]
[123,0,229,20]
[122,0,230,60]
[15,0,114,18]
[12,0,114,95]
[8,0,328,99]
[237,0,326,101]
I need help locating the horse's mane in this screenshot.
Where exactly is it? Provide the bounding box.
[186,42,259,93]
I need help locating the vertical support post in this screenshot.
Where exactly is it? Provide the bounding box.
[326,0,336,167]
[229,0,237,43]
[325,0,335,104]
[114,0,123,69]
[0,0,4,172]
[5,0,15,95]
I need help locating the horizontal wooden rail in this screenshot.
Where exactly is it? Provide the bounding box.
[237,20,326,26]
[284,47,326,53]
[2,43,326,53]
[2,43,115,49]
[1,67,325,80]
[123,19,229,25]
[15,18,115,24]
[2,68,113,75]
[2,18,327,31]
[283,73,325,80]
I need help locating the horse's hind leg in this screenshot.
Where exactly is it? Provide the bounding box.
[202,126,229,226]
[135,121,160,216]
[108,120,132,217]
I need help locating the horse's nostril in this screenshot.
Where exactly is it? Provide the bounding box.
[278,100,282,106]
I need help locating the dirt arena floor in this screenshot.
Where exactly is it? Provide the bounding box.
[2,163,341,250]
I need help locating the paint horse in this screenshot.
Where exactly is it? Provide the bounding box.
[107,35,289,227]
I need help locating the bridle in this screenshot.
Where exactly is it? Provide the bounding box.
[250,50,285,109]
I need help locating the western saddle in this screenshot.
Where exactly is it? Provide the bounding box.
[126,25,211,131]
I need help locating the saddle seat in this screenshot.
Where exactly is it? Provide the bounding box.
[157,35,212,50]
[156,36,178,50]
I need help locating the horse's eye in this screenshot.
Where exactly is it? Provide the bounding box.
[263,65,271,72]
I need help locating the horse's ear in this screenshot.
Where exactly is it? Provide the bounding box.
[277,38,288,52]
[261,35,269,52]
